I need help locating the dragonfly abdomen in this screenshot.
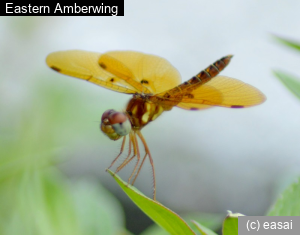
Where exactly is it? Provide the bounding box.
[148,55,234,109]
[188,55,233,85]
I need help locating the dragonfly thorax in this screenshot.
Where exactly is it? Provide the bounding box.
[126,96,164,130]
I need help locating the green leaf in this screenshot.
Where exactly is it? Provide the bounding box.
[268,176,300,216]
[107,170,196,235]
[273,70,300,99]
[222,211,244,235]
[192,220,218,235]
[141,212,222,235]
[273,35,300,52]
[184,212,223,232]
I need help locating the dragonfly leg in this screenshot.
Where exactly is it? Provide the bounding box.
[136,130,156,201]
[115,132,134,172]
[106,136,127,172]
[127,133,141,184]
[115,131,140,179]
[131,152,147,186]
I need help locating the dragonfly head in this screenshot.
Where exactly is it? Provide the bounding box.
[100,109,132,140]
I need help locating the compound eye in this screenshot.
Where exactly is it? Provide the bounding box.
[101,109,116,121]
[109,112,131,136]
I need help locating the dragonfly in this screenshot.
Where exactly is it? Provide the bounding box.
[46,50,266,200]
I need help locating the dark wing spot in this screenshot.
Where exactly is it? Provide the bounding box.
[231,105,244,108]
[51,66,61,72]
[99,62,107,69]
[141,79,149,84]
[110,78,115,82]
[190,107,198,111]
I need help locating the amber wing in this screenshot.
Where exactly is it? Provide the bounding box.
[151,75,266,110]
[46,50,182,95]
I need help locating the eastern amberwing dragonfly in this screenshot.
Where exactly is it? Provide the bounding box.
[46,50,266,200]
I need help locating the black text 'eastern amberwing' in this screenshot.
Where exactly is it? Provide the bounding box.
[46,50,266,200]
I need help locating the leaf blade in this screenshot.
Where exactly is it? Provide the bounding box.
[107,170,196,235]
[273,35,300,52]
[192,220,218,235]
[274,70,300,100]
[268,176,300,216]
[222,211,244,235]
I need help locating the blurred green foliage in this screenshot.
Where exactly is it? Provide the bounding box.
[268,177,300,216]
[273,71,300,99]
[273,35,300,52]
[273,35,300,100]
[0,78,127,235]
